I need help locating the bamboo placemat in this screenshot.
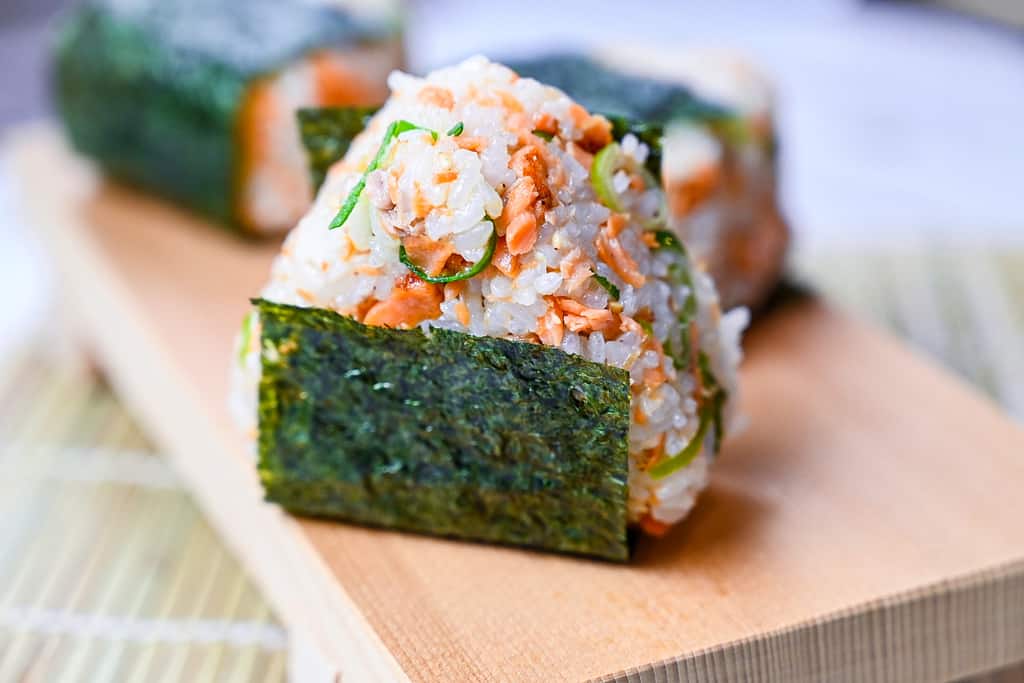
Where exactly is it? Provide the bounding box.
[0,343,287,680]
[0,242,1021,682]
[794,244,1024,422]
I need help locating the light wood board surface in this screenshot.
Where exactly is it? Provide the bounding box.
[9,126,1024,682]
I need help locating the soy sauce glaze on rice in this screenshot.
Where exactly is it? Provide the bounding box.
[233,56,747,534]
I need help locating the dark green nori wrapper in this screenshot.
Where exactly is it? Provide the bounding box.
[509,54,733,126]
[298,106,380,193]
[255,299,632,561]
[53,0,391,231]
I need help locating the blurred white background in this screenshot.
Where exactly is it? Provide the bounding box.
[2,0,1023,356]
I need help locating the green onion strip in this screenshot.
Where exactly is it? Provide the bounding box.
[648,405,712,479]
[329,120,438,230]
[645,231,728,478]
[329,118,493,283]
[649,351,728,479]
[592,273,620,301]
[650,231,697,369]
[591,141,666,229]
[399,223,497,284]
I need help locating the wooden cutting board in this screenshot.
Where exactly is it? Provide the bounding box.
[9,126,1024,682]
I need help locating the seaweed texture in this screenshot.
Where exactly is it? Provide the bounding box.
[509,54,732,127]
[297,106,380,193]
[256,300,632,561]
[53,0,389,230]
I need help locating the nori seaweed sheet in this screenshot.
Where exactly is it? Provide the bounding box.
[509,54,733,126]
[53,0,391,230]
[256,299,632,561]
[297,106,380,193]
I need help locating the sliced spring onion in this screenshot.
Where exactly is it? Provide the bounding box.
[649,404,712,479]
[400,223,498,284]
[329,120,438,230]
[674,263,698,321]
[651,230,685,254]
[591,142,625,211]
[532,129,554,141]
[446,121,464,136]
[652,229,696,368]
[591,142,663,227]
[649,353,728,479]
[237,311,254,366]
[603,114,665,181]
[698,351,728,453]
[665,258,697,370]
[592,273,620,301]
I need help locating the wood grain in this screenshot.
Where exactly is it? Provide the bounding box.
[10,125,1024,682]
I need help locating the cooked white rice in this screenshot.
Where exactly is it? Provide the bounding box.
[231,56,746,532]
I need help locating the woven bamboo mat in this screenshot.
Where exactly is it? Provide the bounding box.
[795,244,1024,422]
[0,243,1021,682]
[0,344,288,680]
